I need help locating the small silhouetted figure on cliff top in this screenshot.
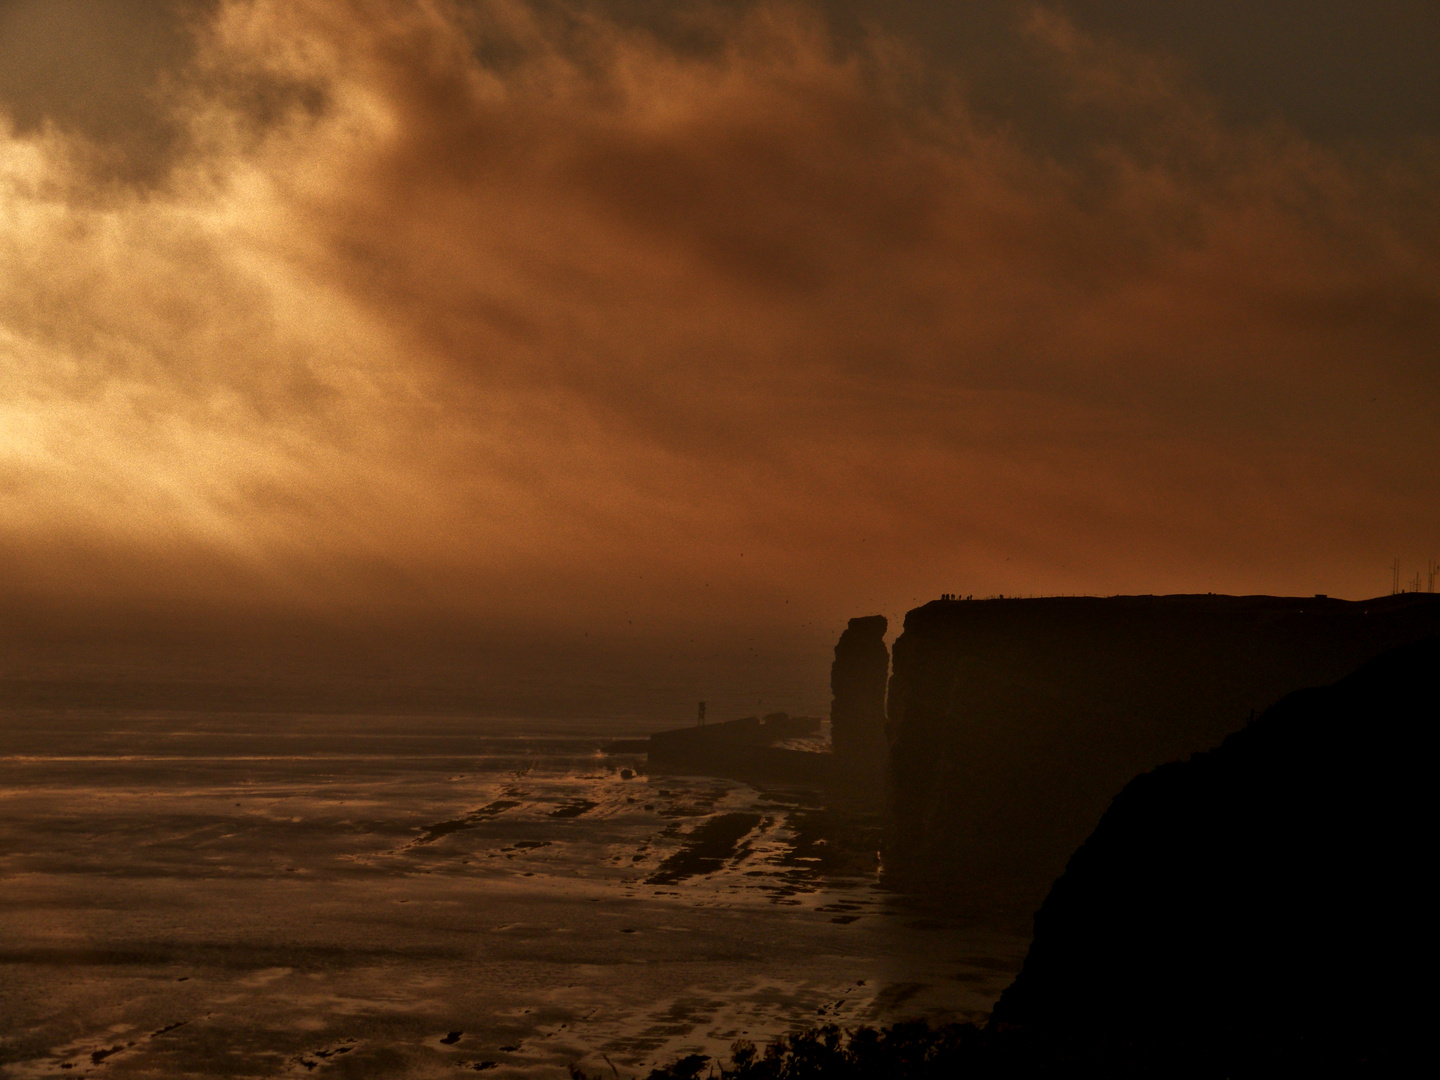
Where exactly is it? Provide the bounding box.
[829,615,889,781]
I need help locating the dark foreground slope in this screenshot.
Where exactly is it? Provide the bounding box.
[885,592,1440,906]
[989,636,1434,1076]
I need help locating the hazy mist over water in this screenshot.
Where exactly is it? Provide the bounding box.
[0,711,1022,1077]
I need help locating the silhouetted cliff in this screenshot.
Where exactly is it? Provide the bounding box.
[885,592,1440,908]
[829,615,889,786]
[988,636,1432,1076]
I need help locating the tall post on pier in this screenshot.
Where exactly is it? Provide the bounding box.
[697,701,706,727]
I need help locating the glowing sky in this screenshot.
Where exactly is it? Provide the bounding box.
[1,1,1437,704]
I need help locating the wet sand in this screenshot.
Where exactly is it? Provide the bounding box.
[0,712,1025,1078]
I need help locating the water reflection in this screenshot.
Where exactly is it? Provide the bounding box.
[0,712,1024,1077]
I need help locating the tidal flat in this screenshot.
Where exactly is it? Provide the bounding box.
[0,712,1024,1078]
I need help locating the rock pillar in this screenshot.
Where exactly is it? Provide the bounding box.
[829,615,889,781]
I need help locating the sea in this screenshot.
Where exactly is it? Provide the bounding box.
[0,711,1025,1078]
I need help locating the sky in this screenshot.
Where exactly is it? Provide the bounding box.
[1,1,1438,715]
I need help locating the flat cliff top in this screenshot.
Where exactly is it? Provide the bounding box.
[893,592,1440,687]
[906,590,1435,625]
[891,591,1440,715]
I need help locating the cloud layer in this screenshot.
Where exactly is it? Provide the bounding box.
[2,0,1437,647]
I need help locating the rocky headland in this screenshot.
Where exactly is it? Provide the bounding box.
[643,712,830,785]
[884,592,1440,909]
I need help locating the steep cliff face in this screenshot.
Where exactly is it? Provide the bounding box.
[989,636,1432,1075]
[884,592,1440,908]
[828,615,889,783]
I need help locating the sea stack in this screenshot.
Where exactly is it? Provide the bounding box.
[829,615,890,787]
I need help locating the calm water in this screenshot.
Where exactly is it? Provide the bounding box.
[0,712,1024,1078]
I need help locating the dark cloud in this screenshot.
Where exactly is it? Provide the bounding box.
[811,1,1440,144]
[1053,0,1440,140]
[0,0,214,180]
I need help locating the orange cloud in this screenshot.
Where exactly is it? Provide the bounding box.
[1,0,1436,649]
